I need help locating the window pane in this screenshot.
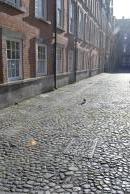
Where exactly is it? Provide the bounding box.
[16,51,20,59]
[12,41,15,50]
[16,42,20,50]
[7,41,11,49]
[12,50,15,59]
[42,0,46,17]
[7,50,11,59]
[16,61,20,76]
[35,0,46,18]
[10,60,16,77]
[38,61,45,73]
[57,0,63,27]
[8,61,12,78]
[57,0,62,9]
[39,0,43,17]
[69,0,74,33]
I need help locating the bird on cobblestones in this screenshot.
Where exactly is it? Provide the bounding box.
[9,142,17,148]
[81,98,86,105]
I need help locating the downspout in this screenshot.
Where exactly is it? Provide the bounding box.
[54,0,57,89]
[74,0,78,82]
[89,21,92,77]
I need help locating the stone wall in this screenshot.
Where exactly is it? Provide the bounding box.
[0,75,54,109]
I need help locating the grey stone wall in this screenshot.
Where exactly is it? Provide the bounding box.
[56,73,73,88]
[0,70,100,109]
[76,70,89,81]
[0,75,54,109]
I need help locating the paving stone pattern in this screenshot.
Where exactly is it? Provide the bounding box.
[0,73,130,194]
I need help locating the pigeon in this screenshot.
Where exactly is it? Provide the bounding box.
[80,98,86,105]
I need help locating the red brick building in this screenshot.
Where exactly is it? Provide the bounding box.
[0,0,113,108]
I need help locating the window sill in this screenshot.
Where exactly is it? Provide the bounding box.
[36,73,47,77]
[0,0,26,13]
[0,75,55,88]
[76,70,88,73]
[35,17,51,25]
[8,77,22,82]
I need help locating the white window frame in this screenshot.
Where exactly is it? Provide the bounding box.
[36,43,47,76]
[6,38,22,81]
[35,0,47,20]
[57,0,64,29]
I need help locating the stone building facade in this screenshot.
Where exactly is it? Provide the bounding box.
[0,0,113,108]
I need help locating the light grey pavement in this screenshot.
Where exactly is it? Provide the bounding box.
[0,73,130,194]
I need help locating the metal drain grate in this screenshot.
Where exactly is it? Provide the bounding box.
[64,137,98,159]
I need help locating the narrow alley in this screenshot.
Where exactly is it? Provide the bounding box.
[0,73,130,194]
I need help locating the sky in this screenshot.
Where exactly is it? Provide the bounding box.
[113,0,130,19]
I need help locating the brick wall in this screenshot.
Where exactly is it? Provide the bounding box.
[0,0,54,83]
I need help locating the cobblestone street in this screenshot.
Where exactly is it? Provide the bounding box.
[0,73,130,194]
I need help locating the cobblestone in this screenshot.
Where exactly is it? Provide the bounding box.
[0,73,130,193]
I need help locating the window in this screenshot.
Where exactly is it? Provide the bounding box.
[6,40,21,81]
[37,44,47,75]
[85,14,89,42]
[57,0,64,28]
[56,46,64,73]
[78,8,84,40]
[68,50,74,72]
[90,20,93,44]
[69,0,75,34]
[3,0,21,8]
[35,0,47,19]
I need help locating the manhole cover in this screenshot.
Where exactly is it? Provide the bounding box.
[64,137,98,159]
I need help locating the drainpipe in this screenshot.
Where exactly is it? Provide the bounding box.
[89,22,91,77]
[54,0,57,89]
[74,0,78,82]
